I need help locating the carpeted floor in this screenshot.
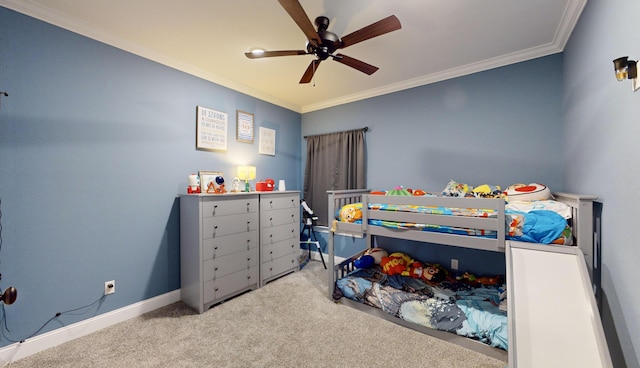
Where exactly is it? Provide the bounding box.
[6,261,506,367]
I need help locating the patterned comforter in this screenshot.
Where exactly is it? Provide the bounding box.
[334,267,508,350]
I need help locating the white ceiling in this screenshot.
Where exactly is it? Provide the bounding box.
[1,0,587,113]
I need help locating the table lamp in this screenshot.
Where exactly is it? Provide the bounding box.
[237,165,256,192]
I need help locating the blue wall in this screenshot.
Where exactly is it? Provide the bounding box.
[563,0,640,367]
[303,55,565,192]
[0,7,301,346]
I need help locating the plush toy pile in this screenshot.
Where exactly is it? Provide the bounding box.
[353,247,504,287]
[354,248,447,283]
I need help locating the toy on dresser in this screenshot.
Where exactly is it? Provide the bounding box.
[187,174,201,194]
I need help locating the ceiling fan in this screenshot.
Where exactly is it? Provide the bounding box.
[245,0,401,84]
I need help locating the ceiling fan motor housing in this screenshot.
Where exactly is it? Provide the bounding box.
[309,16,340,60]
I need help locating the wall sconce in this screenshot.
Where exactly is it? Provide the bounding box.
[237,166,256,192]
[0,286,17,305]
[613,56,639,92]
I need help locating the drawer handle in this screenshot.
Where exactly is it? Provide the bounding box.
[247,275,251,279]
[290,244,294,248]
[214,287,218,292]
[214,267,218,271]
[270,217,273,221]
[270,234,273,238]
[270,251,273,254]
[214,246,218,250]
[247,257,251,261]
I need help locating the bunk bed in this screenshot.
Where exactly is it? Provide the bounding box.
[327,189,612,367]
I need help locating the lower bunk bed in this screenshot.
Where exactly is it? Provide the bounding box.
[327,189,612,367]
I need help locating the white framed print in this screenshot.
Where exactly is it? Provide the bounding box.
[259,127,276,156]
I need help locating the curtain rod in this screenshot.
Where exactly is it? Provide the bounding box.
[304,126,368,139]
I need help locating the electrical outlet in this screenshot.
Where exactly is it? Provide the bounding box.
[104,280,115,295]
[451,259,459,270]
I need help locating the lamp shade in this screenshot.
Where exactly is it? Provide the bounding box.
[237,166,256,181]
[613,57,629,81]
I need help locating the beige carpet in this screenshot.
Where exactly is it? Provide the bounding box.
[7,261,506,367]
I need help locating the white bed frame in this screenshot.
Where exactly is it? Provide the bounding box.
[327,190,612,367]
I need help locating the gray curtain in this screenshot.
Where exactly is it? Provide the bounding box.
[303,128,366,226]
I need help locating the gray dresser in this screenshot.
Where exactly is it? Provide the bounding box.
[180,191,300,313]
[259,192,300,285]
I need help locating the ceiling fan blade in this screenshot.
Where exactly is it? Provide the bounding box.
[278,0,321,47]
[300,59,322,84]
[245,50,308,59]
[334,54,379,75]
[339,15,401,49]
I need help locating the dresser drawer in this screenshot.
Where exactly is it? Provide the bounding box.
[202,213,258,238]
[202,197,258,218]
[202,230,258,261]
[203,267,258,304]
[260,207,298,228]
[261,223,297,244]
[260,194,298,212]
[261,239,297,263]
[203,250,258,281]
[261,254,298,281]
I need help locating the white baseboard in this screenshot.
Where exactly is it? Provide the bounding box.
[0,290,181,365]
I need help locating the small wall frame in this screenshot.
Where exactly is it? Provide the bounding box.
[236,110,254,143]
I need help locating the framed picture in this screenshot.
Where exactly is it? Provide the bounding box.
[259,127,276,156]
[236,110,254,143]
[196,106,228,152]
[198,171,224,194]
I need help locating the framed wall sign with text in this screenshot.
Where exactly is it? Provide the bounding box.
[196,106,227,152]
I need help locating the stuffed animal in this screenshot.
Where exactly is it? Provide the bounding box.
[472,184,503,198]
[441,179,473,197]
[338,203,363,223]
[386,186,412,196]
[409,262,446,283]
[456,272,501,286]
[353,248,388,268]
[380,252,414,276]
[503,183,551,201]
